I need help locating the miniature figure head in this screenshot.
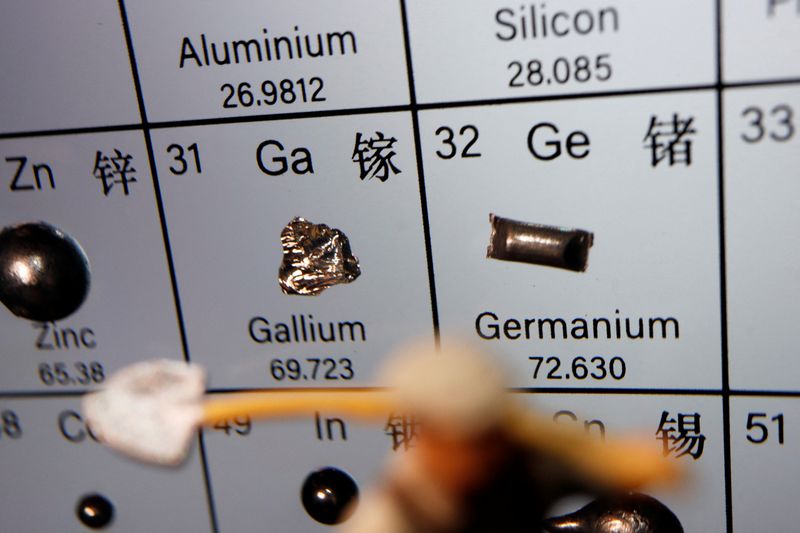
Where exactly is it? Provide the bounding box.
[382,340,510,439]
[382,340,513,493]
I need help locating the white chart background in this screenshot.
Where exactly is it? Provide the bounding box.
[1,1,798,532]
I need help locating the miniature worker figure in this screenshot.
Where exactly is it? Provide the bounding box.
[343,342,674,533]
[82,343,676,531]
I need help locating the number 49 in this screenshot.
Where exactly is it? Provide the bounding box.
[746,412,784,445]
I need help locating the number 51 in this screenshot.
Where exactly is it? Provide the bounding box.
[746,412,784,445]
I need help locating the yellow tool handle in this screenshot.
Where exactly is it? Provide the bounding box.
[202,390,393,425]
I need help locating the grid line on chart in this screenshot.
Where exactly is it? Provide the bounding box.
[714,0,734,531]
[2,78,799,141]
[399,0,440,346]
[6,388,800,399]
[115,1,220,532]
[115,0,191,366]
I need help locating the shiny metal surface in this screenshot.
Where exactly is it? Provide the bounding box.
[278,217,361,296]
[0,222,90,321]
[543,493,683,533]
[75,493,115,530]
[486,214,594,272]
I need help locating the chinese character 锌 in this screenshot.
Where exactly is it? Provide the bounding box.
[352,132,401,182]
[93,149,137,196]
[384,412,420,451]
[643,114,697,167]
[655,410,705,460]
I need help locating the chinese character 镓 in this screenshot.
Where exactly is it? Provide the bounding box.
[352,132,401,182]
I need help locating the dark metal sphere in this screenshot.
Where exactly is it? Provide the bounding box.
[0,222,90,321]
[76,493,114,529]
[301,467,359,525]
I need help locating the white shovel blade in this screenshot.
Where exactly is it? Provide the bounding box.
[83,359,206,466]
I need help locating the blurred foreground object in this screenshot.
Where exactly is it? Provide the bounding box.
[342,342,677,533]
[83,342,678,530]
[83,359,390,465]
[83,360,206,465]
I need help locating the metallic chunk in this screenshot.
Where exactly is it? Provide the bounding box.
[543,493,683,533]
[279,217,360,296]
[487,213,593,272]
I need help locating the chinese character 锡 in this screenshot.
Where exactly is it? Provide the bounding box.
[352,132,401,182]
[655,410,706,460]
[384,413,420,451]
[93,149,137,196]
[643,114,697,167]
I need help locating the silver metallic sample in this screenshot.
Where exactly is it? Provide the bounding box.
[543,493,683,533]
[487,213,594,272]
[0,222,90,321]
[278,217,360,296]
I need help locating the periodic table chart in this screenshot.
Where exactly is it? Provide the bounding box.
[0,1,798,531]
